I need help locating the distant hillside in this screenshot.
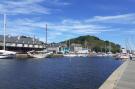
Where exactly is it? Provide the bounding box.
[61,35,121,53]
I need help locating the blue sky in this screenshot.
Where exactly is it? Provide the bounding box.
[0,0,135,48]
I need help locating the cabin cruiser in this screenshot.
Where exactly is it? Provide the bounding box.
[119,54,129,59]
[116,53,129,60]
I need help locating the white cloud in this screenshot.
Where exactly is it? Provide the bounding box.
[0,0,70,15]
[1,13,135,42]
[0,0,50,15]
[3,18,113,38]
[86,13,135,24]
[48,0,71,6]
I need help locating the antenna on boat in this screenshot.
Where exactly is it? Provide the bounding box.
[128,37,133,53]
[3,14,6,51]
[125,38,129,53]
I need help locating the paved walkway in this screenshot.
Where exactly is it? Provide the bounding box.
[115,60,135,89]
[99,60,128,89]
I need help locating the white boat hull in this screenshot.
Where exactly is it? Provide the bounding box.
[116,53,129,59]
[64,54,77,57]
[27,51,52,58]
[0,15,16,59]
[64,53,89,57]
[0,55,16,59]
[0,50,16,59]
[29,54,49,58]
[119,56,129,59]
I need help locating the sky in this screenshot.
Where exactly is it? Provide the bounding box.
[0,0,135,48]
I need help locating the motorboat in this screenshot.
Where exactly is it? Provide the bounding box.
[64,53,77,57]
[116,53,129,60]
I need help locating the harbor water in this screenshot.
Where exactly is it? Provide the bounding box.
[0,57,122,89]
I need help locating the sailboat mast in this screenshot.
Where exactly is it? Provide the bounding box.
[105,43,106,53]
[3,14,6,50]
[69,39,70,51]
[109,42,111,52]
[46,24,47,45]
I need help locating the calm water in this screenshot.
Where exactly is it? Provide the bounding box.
[0,57,122,89]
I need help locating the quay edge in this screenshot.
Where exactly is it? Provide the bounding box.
[16,53,29,59]
[99,60,129,89]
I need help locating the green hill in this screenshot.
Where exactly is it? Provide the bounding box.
[61,35,121,53]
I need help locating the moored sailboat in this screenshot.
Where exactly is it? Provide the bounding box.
[27,50,52,58]
[27,24,52,58]
[0,14,16,59]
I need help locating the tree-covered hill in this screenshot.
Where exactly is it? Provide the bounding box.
[61,35,121,53]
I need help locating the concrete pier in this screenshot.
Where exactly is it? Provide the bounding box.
[99,59,135,89]
[115,59,135,89]
[99,60,129,89]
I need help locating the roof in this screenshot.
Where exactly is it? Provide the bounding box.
[48,43,68,47]
[0,35,45,45]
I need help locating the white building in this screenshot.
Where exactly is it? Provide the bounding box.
[70,43,82,52]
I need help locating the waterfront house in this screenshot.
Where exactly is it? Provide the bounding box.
[70,43,82,53]
[47,43,60,53]
[58,43,70,54]
[47,43,70,54]
[59,47,70,54]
